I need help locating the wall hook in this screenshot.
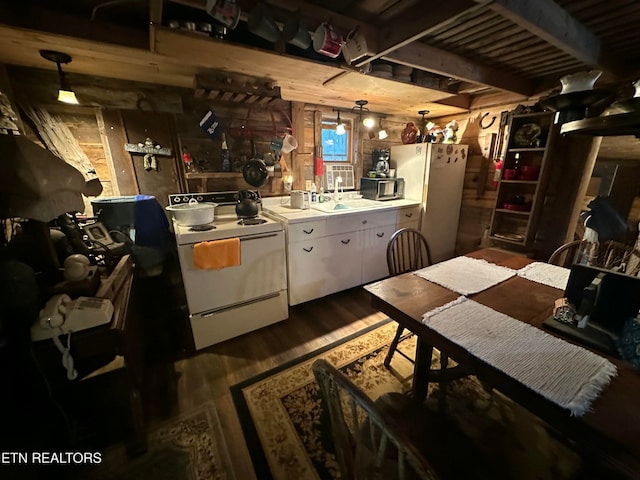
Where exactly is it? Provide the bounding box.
[479,112,496,129]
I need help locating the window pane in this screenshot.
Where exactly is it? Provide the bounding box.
[322,127,349,162]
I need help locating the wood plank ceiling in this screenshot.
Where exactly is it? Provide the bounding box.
[0,0,638,117]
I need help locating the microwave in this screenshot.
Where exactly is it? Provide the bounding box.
[359,177,405,201]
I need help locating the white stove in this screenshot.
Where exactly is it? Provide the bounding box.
[168,191,288,350]
[168,191,282,244]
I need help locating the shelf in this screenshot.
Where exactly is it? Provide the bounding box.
[495,209,531,215]
[490,235,525,245]
[507,148,546,153]
[185,172,276,179]
[560,112,640,137]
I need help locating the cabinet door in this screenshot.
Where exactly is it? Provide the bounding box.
[362,224,397,283]
[396,205,421,227]
[324,231,363,295]
[287,238,329,306]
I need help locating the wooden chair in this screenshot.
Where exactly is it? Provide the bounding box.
[384,228,434,368]
[312,358,440,480]
[549,239,640,275]
[600,240,640,275]
[312,359,497,480]
[548,239,594,267]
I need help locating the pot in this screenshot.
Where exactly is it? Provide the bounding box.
[243,158,269,187]
[559,70,602,94]
[236,190,259,218]
[166,199,216,226]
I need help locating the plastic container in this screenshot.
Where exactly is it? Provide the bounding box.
[310,182,317,203]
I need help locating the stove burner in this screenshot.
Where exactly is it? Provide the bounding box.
[238,218,267,226]
[189,224,216,232]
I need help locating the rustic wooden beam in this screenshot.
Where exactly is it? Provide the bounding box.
[149,0,163,52]
[0,3,148,50]
[383,42,533,96]
[370,0,485,65]
[99,109,140,195]
[480,0,624,76]
[291,102,306,190]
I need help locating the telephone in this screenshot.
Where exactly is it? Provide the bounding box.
[32,294,114,342]
[32,294,114,381]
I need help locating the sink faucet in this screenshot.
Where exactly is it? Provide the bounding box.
[334,176,343,202]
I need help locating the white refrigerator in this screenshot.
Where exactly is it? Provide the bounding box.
[391,143,468,263]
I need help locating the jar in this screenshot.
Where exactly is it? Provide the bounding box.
[401,122,418,144]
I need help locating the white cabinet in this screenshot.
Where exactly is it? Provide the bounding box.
[288,236,329,305]
[361,223,397,283]
[324,230,363,295]
[281,203,421,306]
[396,205,421,229]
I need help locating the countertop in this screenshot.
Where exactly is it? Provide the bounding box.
[262,196,420,224]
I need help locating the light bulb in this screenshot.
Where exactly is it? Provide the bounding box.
[336,123,346,135]
[58,89,79,105]
[362,117,375,129]
[378,129,388,140]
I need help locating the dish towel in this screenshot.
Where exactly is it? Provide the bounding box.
[413,256,516,295]
[193,238,241,270]
[517,262,571,291]
[422,297,617,416]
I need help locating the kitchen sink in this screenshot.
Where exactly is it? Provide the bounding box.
[310,198,386,212]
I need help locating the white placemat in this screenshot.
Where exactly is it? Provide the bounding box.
[413,256,516,295]
[421,297,617,416]
[517,262,571,291]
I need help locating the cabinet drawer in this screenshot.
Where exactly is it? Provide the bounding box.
[288,219,327,242]
[396,205,421,225]
[326,214,366,236]
[362,210,396,228]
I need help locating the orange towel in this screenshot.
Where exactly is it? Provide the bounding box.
[193,238,241,270]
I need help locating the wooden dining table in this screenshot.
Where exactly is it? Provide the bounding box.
[364,248,640,478]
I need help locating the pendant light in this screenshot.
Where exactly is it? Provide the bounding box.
[377,118,388,140]
[354,100,375,128]
[40,50,79,105]
[335,110,346,135]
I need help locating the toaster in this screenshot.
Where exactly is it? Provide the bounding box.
[290,190,309,209]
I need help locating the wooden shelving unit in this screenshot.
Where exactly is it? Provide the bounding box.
[489,111,555,251]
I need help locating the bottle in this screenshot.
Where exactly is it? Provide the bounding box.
[221,133,231,172]
[310,182,317,203]
[318,186,324,203]
[182,147,194,172]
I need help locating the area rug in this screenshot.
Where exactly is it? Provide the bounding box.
[82,402,236,480]
[231,319,584,480]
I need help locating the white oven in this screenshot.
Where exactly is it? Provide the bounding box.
[169,191,288,350]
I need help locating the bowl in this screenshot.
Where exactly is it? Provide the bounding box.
[502,202,531,212]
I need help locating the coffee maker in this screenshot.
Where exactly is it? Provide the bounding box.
[372,149,390,177]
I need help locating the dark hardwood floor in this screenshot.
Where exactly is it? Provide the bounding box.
[147,286,387,480]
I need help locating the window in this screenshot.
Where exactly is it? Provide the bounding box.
[322,119,352,162]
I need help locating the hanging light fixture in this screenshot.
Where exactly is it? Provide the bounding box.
[40,50,79,105]
[377,118,388,140]
[335,110,346,135]
[353,100,376,128]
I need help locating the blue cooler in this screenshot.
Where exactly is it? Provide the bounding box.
[91,195,170,275]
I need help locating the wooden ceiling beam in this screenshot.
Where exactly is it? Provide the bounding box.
[368,0,487,65]
[479,0,625,77]
[383,42,533,96]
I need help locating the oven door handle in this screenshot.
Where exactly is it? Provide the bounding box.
[200,292,281,317]
[240,232,280,242]
[188,232,280,247]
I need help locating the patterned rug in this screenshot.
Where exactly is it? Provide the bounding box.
[231,319,585,480]
[82,402,235,480]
